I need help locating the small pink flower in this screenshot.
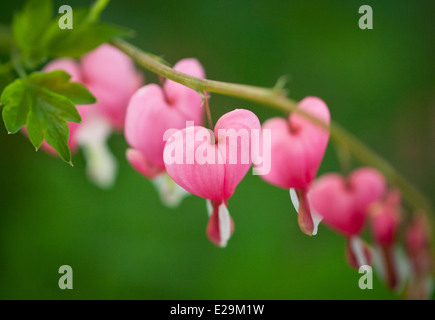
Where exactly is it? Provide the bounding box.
[405,212,433,299]
[371,190,402,246]
[164,109,261,247]
[310,167,386,268]
[35,44,143,188]
[259,97,330,235]
[80,44,144,129]
[125,59,205,206]
[370,189,402,290]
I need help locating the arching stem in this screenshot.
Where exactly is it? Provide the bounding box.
[112,39,433,219]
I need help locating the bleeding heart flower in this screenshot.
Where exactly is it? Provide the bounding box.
[405,212,433,300]
[259,96,330,236]
[370,189,403,290]
[33,44,143,188]
[371,190,402,246]
[309,167,386,268]
[164,109,261,247]
[80,44,144,129]
[125,59,205,207]
[310,167,386,237]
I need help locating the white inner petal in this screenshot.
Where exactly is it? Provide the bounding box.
[307,192,323,236]
[311,210,322,236]
[372,245,385,282]
[395,246,412,293]
[76,117,117,189]
[218,203,231,248]
[206,199,213,217]
[290,188,322,236]
[350,236,368,267]
[152,173,190,208]
[289,188,299,212]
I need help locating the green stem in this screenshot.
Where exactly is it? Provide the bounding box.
[11,48,26,79]
[113,39,433,217]
[202,91,214,131]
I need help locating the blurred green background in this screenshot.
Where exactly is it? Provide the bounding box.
[0,0,434,299]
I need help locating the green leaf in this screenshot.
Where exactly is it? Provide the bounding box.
[47,21,132,59]
[12,0,53,67]
[88,0,111,23]
[42,7,132,59]
[29,70,96,105]
[1,79,30,134]
[0,71,96,164]
[12,0,129,66]
[0,62,16,95]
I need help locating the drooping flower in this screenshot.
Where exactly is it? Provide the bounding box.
[405,212,433,300]
[259,97,330,235]
[125,59,205,207]
[309,167,387,268]
[164,109,261,247]
[36,44,143,188]
[370,189,403,290]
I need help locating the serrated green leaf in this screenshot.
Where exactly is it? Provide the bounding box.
[44,115,71,164]
[0,70,96,163]
[29,70,96,105]
[31,85,82,123]
[1,79,29,133]
[26,102,44,149]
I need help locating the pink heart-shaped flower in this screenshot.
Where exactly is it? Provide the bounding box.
[164,109,261,246]
[259,96,330,235]
[309,167,386,237]
[34,45,143,155]
[260,96,330,190]
[81,44,144,129]
[369,189,402,290]
[125,59,205,177]
[164,109,261,201]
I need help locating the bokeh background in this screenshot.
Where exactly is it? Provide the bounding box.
[0,0,434,299]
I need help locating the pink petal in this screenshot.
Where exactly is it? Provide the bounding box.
[350,167,387,214]
[371,190,401,246]
[164,126,226,201]
[81,44,142,91]
[125,84,188,170]
[126,148,164,179]
[214,109,261,199]
[163,59,205,124]
[43,58,83,82]
[310,168,386,237]
[206,200,235,247]
[260,97,330,189]
[164,109,260,202]
[309,173,360,236]
[81,44,143,128]
[295,188,315,236]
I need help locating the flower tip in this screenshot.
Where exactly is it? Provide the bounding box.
[299,223,314,236]
[218,241,228,248]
